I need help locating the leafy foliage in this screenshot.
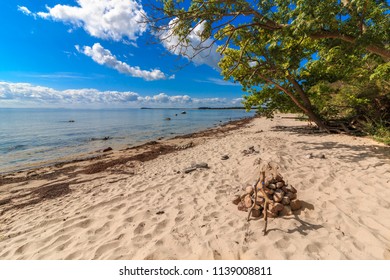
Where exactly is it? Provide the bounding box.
[156,0,390,141]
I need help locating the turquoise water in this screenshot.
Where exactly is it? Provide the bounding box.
[0,108,254,173]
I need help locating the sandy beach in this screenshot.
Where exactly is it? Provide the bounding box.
[1,114,389,260]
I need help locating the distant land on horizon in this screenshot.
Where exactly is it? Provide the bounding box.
[140,107,249,110]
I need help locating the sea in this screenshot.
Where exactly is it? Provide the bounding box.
[0,108,254,173]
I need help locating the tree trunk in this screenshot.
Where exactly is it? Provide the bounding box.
[259,74,330,132]
[310,32,390,61]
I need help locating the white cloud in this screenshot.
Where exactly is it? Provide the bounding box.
[79,43,173,81]
[0,81,241,107]
[35,0,147,42]
[0,82,140,105]
[159,19,221,68]
[17,6,35,17]
[231,98,244,104]
[139,93,192,104]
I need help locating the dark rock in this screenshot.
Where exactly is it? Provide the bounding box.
[275,174,283,181]
[286,192,297,200]
[165,117,171,121]
[266,210,278,218]
[181,111,186,114]
[103,147,113,152]
[232,195,241,205]
[156,211,165,215]
[264,188,274,195]
[281,196,291,205]
[221,155,229,160]
[280,205,292,216]
[68,120,75,123]
[270,202,284,213]
[268,183,276,190]
[284,185,297,193]
[237,201,246,212]
[273,192,283,203]
[251,207,262,218]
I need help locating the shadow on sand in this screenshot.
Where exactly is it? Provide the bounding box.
[271,125,390,163]
[262,200,324,236]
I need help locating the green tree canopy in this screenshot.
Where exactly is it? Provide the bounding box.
[153,0,390,136]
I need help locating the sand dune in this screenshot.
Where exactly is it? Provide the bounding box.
[1,114,389,259]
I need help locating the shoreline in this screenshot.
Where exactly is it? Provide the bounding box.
[0,117,254,184]
[0,116,254,177]
[1,114,389,260]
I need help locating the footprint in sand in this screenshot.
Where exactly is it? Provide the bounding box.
[133,222,146,235]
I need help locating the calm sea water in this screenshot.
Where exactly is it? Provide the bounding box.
[0,108,254,173]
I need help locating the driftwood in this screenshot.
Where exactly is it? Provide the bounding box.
[247,162,283,235]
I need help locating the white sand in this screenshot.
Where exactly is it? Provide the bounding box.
[1,114,389,259]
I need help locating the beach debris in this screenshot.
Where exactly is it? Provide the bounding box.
[176,141,194,150]
[305,153,314,159]
[183,167,197,174]
[165,117,171,121]
[242,146,259,156]
[232,161,302,235]
[156,210,165,215]
[183,162,209,174]
[193,162,209,169]
[221,155,229,160]
[103,147,113,152]
[306,153,326,159]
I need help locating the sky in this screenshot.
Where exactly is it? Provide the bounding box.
[0,0,245,108]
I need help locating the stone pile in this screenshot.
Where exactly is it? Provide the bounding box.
[232,173,302,218]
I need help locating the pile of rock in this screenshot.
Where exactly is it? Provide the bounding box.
[233,174,302,218]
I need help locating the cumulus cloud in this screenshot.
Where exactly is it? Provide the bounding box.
[159,19,221,68]
[34,0,146,41]
[0,82,140,105]
[78,43,173,81]
[0,82,239,107]
[139,93,192,104]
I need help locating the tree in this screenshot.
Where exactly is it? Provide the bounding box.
[151,0,390,132]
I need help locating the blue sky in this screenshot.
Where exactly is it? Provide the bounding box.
[0,0,244,108]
